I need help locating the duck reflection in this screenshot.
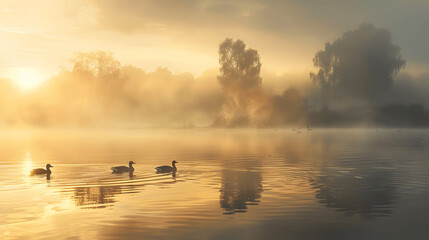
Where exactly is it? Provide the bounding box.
[311,168,398,219]
[219,170,263,214]
[70,171,180,208]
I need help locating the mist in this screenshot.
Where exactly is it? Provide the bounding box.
[383,72,429,108]
[0,44,310,128]
[310,23,406,108]
[307,23,429,127]
[1,24,428,128]
[0,52,225,128]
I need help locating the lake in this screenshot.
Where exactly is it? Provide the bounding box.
[1,128,428,240]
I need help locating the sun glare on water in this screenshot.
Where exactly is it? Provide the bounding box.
[22,151,33,176]
[15,68,44,90]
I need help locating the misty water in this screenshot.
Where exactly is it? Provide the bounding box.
[1,128,428,240]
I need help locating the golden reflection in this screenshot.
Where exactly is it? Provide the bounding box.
[0,129,420,239]
[72,185,122,208]
[42,199,75,220]
[22,151,33,176]
[219,170,263,214]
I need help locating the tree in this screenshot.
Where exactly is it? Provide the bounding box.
[215,38,269,127]
[71,51,121,78]
[69,51,128,100]
[310,23,405,105]
[218,38,262,94]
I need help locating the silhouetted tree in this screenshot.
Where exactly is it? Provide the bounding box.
[218,38,262,94]
[215,38,269,127]
[310,23,405,106]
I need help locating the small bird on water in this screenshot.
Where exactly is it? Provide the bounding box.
[30,164,53,176]
[155,160,178,173]
[111,161,136,173]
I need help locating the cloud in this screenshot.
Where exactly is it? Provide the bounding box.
[1,0,427,78]
[89,0,429,72]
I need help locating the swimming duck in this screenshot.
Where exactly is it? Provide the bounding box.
[155,160,178,173]
[30,164,53,176]
[111,161,136,173]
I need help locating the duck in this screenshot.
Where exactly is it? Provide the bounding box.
[155,160,178,173]
[111,161,136,173]
[30,164,53,176]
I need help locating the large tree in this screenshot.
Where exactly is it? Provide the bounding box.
[218,38,262,94]
[310,23,405,105]
[215,38,268,127]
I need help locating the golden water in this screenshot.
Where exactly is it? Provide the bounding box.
[1,129,428,239]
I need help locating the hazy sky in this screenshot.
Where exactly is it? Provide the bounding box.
[1,0,428,81]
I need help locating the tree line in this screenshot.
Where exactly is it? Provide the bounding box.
[0,23,428,128]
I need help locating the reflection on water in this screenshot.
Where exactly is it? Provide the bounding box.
[311,168,399,219]
[220,170,263,214]
[22,152,33,176]
[0,129,429,239]
[72,185,122,208]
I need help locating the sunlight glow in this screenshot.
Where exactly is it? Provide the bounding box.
[23,151,33,176]
[15,68,44,90]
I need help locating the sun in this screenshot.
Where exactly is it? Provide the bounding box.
[15,68,44,90]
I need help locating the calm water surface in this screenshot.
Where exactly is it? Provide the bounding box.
[0,129,428,240]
